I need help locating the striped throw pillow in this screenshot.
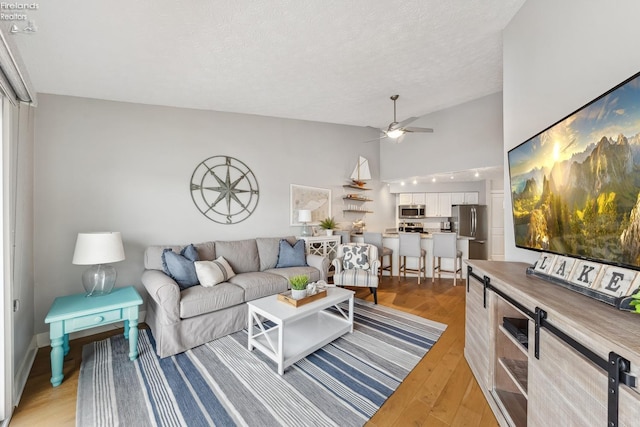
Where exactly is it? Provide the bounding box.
[194,256,236,287]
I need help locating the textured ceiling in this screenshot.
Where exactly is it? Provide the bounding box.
[11,0,524,128]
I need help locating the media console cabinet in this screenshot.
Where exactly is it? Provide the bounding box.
[465,260,640,427]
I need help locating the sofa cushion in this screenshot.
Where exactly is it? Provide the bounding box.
[266,266,321,283]
[194,257,236,287]
[227,272,289,301]
[179,282,245,319]
[145,241,215,271]
[162,245,200,290]
[256,236,296,271]
[215,239,259,273]
[275,239,308,268]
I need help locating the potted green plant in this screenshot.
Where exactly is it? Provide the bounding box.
[289,274,309,300]
[319,217,337,236]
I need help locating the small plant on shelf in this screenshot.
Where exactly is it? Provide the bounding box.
[319,217,337,235]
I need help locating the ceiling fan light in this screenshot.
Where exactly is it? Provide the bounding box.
[386,129,404,139]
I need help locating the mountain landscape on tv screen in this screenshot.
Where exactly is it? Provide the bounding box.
[509,73,640,269]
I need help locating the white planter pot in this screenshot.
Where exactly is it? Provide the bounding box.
[326,229,334,236]
[291,289,307,300]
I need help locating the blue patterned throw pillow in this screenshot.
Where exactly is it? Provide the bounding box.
[275,239,308,268]
[161,244,200,290]
[343,245,370,270]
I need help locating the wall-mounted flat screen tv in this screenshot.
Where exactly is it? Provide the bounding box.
[508,71,640,270]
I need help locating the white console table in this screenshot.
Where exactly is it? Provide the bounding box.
[298,235,341,260]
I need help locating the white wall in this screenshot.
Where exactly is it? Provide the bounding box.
[32,94,394,334]
[380,92,503,181]
[503,0,640,263]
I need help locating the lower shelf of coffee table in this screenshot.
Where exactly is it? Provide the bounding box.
[251,311,351,371]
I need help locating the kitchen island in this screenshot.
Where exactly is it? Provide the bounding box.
[351,232,471,279]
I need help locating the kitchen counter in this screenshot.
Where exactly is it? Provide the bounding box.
[381,232,474,240]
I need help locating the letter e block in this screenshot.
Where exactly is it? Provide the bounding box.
[593,266,637,297]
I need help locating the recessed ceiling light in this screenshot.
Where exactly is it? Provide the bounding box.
[475,171,480,177]
[412,179,417,185]
[450,176,454,180]
[400,181,405,186]
[431,177,436,182]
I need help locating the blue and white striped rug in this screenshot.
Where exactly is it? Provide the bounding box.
[77,299,446,427]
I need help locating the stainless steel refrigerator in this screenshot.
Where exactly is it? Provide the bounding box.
[451,204,488,259]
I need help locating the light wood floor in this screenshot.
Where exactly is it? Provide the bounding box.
[9,276,497,426]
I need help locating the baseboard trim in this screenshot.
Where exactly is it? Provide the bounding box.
[35,310,146,348]
[13,335,37,406]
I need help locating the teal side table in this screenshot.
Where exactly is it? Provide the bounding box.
[44,286,143,387]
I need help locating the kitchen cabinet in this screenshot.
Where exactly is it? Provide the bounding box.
[466,260,640,427]
[398,193,425,205]
[464,192,479,204]
[424,192,452,217]
[451,192,465,205]
[451,192,479,205]
[425,193,439,217]
[438,193,452,217]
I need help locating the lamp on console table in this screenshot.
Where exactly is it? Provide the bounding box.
[72,232,125,297]
[298,210,312,236]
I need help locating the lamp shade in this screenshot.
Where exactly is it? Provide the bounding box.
[72,232,125,265]
[298,210,312,223]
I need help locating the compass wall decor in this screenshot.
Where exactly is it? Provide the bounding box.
[190,156,260,224]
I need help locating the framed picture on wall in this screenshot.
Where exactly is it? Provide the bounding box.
[290,184,331,226]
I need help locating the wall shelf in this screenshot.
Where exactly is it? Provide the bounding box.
[342,196,373,202]
[342,184,371,191]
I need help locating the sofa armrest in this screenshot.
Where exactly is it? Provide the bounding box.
[306,253,330,281]
[331,257,344,274]
[141,269,181,323]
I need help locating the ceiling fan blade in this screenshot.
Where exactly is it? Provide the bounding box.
[403,127,434,133]
[363,133,388,143]
[395,116,419,128]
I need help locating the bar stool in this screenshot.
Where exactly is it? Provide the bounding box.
[398,232,426,284]
[363,232,392,281]
[335,230,351,244]
[432,232,463,286]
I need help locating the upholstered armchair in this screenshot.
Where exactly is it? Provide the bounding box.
[331,243,380,304]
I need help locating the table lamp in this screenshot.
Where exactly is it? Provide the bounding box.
[72,232,125,296]
[298,210,312,236]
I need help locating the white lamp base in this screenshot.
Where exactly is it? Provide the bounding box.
[82,264,117,297]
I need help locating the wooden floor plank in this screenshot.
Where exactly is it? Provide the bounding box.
[9,276,498,426]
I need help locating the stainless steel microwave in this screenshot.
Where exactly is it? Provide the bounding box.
[399,205,426,219]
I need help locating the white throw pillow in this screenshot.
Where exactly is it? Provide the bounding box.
[194,257,236,287]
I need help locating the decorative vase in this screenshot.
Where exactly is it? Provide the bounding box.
[291,289,307,300]
[326,229,334,236]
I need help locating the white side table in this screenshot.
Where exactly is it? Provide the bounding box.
[298,235,341,260]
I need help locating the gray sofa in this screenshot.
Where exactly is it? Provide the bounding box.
[141,236,329,358]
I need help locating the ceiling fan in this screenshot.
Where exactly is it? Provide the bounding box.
[367,94,434,143]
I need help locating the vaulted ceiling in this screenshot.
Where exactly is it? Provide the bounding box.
[12,0,525,128]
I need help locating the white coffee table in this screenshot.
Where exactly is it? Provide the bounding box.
[247,287,354,375]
